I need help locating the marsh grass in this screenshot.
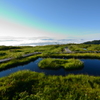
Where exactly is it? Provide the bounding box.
[69,44,100,52]
[45,53,100,59]
[64,59,84,70]
[0,55,40,71]
[0,45,100,99]
[38,58,84,70]
[0,45,100,60]
[0,70,100,100]
[0,45,100,72]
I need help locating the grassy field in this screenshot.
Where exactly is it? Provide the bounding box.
[0,44,100,59]
[69,44,100,52]
[38,58,84,70]
[0,44,100,100]
[0,44,100,71]
[43,53,100,59]
[0,45,65,59]
[0,70,100,100]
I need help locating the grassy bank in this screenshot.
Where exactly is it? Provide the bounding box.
[0,70,100,100]
[1,45,100,60]
[38,58,84,70]
[0,54,40,71]
[41,53,100,59]
[0,45,100,71]
[0,45,66,59]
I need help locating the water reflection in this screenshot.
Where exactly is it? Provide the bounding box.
[0,58,100,77]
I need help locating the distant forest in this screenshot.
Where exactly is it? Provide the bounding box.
[83,40,100,44]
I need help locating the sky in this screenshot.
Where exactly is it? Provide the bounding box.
[0,0,100,40]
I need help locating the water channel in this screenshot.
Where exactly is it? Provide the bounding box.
[0,58,100,77]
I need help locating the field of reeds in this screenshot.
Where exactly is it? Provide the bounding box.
[0,70,100,100]
[38,58,84,70]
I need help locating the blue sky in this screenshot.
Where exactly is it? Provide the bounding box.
[0,0,100,39]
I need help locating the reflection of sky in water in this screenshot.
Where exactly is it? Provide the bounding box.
[0,58,100,78]
[83,48,87,50]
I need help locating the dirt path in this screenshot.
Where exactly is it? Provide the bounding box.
[64,47,72,53]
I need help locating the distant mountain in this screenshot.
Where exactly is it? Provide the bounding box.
[83,40,100,44]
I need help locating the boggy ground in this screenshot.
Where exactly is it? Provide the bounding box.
[38,58,84,70]
[0,44,100,71]
[0,44,100,100]
[0,70,100,100]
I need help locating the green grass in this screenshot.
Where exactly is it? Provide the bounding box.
[43,53,100,59]
[0,44,100,60]
[0,45,66,59]
[0,44,100,71]
[0,70,100,100]
[38,58,84,70]
[0,45,100,100]
[0,55,40,71]
[64,59,84,70]
[69,44,100,52]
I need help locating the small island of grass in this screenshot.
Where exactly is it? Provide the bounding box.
[38,58,84,70]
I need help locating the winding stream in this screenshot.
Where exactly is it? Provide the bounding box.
[0,58,100,77]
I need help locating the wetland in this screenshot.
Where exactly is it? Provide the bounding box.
[0,44,100,100]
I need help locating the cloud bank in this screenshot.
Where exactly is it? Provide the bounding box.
[0,36,89,46]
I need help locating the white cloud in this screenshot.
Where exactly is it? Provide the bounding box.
[0,37,87,46]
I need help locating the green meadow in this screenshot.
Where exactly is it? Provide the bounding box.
[0,44,100,100]
[0,44,100,71]
[0,44,100,59]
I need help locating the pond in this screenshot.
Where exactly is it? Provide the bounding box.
[83,48,87,50]
[0,58,100,77]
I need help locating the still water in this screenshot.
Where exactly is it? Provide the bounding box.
[0,58,100,77]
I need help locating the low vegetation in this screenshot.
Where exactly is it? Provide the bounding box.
[0,45,65,59]
[0,55,40,71]
[69,44,100,52]
[0,44,100,71]
[38,58,84,70]
[83,40,100,44]
[0,70,100,100]
[0,44,100,100]
[0,44,100,60]
[42,53,100,59]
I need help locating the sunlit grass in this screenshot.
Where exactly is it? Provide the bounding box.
[38,58,84,70]
[0,44,100,71]
[0,55,40,71]
[0,70,100,100]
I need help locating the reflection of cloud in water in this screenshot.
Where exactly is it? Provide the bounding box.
[0,37,87,46]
